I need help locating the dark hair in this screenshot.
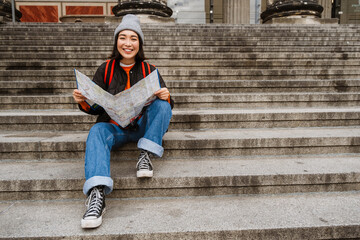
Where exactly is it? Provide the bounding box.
[109,32,146,62]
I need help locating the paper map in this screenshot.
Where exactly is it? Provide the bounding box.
[74,68,161,128]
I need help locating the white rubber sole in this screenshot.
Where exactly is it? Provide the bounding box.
[81,208,106,229]
[137,170,153,178]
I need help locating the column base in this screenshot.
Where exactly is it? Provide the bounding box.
[263,17,339,24]
[0,15,10,23]
[261,0,323,23]
[135,14,175,23]
[112,1,173,18]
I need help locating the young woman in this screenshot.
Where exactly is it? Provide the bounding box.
[72,14,173,229]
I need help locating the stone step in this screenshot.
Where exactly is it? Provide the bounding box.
[174,93,360,108]
[2,23,359,32]
[1,79,358,95]
[0,93,355,109]
[1,154,359,200]
[2,52,358,60]
[1,69,359,81]
[1,60,359,70]
[1,127,359,160]
[4,31,360,39]
[3,39,360,47]
[3,27,360,36]
[3,22,357,27]
[1,45,360,53]
[1,93,359,110]
[3,34,360,42]
[1,191,360,239]
[138,79,360,94]
[2,22,359,32]
[1,108,360,131]
[1,75,356,81]
[4,51,360,58]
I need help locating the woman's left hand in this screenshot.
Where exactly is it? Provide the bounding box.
[155,88,170,100]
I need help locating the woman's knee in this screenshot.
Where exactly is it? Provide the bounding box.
[88,122,115,141]
[149,99,172,114]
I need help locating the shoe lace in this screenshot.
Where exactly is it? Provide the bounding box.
[137,150,153,170]
[84,187,104,217]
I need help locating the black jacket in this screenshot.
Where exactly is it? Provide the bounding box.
[79,60,174,123]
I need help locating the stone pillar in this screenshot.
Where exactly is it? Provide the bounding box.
[112,0,172,18]
[0,0,22,22]
[223,0,250,24]
[318,0,332,19]
[261,0,324,23]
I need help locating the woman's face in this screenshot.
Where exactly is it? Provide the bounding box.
[117,30,140,65]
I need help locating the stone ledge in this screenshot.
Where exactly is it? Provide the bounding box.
[1,192,360,239]
[60,14,175,24]
[60,15,120,23]
[1,127,360,160]
[1,154,360,200]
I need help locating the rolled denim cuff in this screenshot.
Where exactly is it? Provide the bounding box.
[83,176,113,196]
[137,137,164,157]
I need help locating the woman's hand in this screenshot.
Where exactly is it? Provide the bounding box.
[154,88,170,100]
[73,89,87,104]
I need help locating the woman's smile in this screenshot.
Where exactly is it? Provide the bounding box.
[117,30,140,65]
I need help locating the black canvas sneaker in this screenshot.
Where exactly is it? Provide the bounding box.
[81,186,106,229]
[136,150,154,178]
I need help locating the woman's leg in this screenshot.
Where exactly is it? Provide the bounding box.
[128,99,172,177]
[81,122,132,229]
[135,99,172,157]
[83,122,129,196]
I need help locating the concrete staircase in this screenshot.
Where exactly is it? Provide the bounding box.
[1,22,360,239]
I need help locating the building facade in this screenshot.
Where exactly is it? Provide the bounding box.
[12,0,360,24]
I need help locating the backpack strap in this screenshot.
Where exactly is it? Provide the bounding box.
[141,62,152,78]
[104,59,116,88]
[141,62,146,78]
[146,62,151,75]
[104,60,110,85]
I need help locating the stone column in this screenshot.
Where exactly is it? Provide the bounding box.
[0,0,22,22]
[112,0,172,18]
[318,0,332,19]
[261,0,324,23]
[223,0,250,24]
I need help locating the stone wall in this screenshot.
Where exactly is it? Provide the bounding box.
[16,0,117,22]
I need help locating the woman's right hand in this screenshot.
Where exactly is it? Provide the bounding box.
[73,89,87,104]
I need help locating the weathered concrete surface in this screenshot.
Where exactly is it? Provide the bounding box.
[2,45,360,53]
[2,69,360,82]
[1,127,360,160]
[0,154,360,200]
[1,79,360,95]
[2,92,360,110]
[1,107,360,131]
[3,59,360,70]
[1,191,360,239]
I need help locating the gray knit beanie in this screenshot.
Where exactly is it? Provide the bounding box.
[114,14,144,44]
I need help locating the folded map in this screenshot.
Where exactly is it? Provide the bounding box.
[74,68,161,128]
